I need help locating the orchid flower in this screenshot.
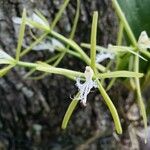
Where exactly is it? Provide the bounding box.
[138,31,150,50]
[23,38,64,52]
[76,66,97,106]
[96,51,115,63]
[13,13,64,52]
[12,12,50,30]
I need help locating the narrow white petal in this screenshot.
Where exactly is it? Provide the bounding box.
[51,38,64,49]
[0,49,14,64]
[30,38,64,52]
[12,16,33,27]
[138,31,150,50]
[0,49,13,60]
[32,41,54,52]
[31,13,49,27]
[96,52,114,63]
[12,17,22,25]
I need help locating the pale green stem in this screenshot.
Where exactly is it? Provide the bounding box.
[117,21,124,45]
[135,54,147,143]
[23,53,61,79]
[108,21,124,90]
[17,61,84,77]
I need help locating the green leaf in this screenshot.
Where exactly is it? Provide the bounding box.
[0,64,14,77]
[16,8,26,61]
[51,0,71,29]
[135,54,147,143]
[116,0,150,71]
[117,21,123,45]
[112,0,137,46]
[96,79,122,134]
[98,71,143,78]
[117,0,150,39]
[90,11,98,72]
[113,0,148,141]
[140,50,150,59]
[61,93,79,129]
[36,64,84,78]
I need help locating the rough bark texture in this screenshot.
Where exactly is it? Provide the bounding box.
[0,0,149,149]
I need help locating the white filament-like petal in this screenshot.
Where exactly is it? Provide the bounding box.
[12,16,33,27]
[76,66,97,106]
[31,13,49,27]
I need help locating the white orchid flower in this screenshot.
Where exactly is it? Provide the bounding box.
[96,45,115,63]
[0,49,14,64]
[12,13,50,30]
[138,31,150,50]
[23,38,64,52]
[13,12,64,52]
[76,66,97,106]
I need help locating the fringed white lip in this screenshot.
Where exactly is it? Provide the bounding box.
[76,66,97,106]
